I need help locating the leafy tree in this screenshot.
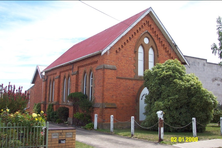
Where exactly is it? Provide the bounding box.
[211,16,222,64]
[143,59,217,132]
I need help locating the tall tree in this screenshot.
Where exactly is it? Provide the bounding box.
[211,17,222,64]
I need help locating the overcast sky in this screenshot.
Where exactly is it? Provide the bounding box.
[1,1,222,91]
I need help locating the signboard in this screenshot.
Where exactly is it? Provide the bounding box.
[52,133,59,139]
[66,132,73,138]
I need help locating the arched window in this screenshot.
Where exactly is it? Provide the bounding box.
[83,73,87,95]
[52,80,55,102]
[138,45,144,76]
[135,32,157,78]
[63,78,66,102]
[89,72,93,101]
[149,48,154,69]
[67,77,70,102]
[49,80,52,102]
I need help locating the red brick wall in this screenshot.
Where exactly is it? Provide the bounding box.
[43,14,182,126]
[27,73,43,113]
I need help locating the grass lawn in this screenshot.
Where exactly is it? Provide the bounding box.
[76,141,94,148]
[96,123,222,145]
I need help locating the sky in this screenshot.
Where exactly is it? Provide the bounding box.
[0,1,222,91]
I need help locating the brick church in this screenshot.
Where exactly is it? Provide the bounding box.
[28,7,188,128]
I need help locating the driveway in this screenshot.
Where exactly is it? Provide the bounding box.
[76,128,174,148]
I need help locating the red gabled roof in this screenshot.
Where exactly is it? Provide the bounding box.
[44,7,189,72]
[44,8,149,71]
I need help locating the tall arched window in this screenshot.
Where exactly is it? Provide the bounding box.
[138,45,144,76]
[89,72,93,101]
[52,80,55,102]
[49,80,52,102]
[63,78,66,102]
[67,77,70,102]
[149,48,154,69]
[135,32,157,78]
[83,73,87,95]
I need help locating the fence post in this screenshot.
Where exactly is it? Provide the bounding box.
[110,115,114,133]
[46,121,49,147]
[192,117,197,137]
[94,114,98,130]
[220,117,222,135]
[156,111,164,142]
[131,116,134,137]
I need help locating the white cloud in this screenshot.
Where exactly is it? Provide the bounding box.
[1,1,222,91]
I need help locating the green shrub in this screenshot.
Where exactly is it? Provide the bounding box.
[143,59,218,132]
[68,92,93,126]
[57,107,69,122]
[212,105,222,123]
[84,123,94,130]
[73,112,91,126]
[50,111,59,122]
[56,119,63,124]
[68,92,92,114]
[33,103,41,114]
[46,104,54,121]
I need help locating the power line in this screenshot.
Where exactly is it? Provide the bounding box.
[79,0,127,25]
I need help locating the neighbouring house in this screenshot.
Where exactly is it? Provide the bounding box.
[185,56,222,105]
[26,65,46,113]
[39,7,188,128]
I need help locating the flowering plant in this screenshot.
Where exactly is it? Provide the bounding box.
[0,109,46,127]
[0,82,29,113]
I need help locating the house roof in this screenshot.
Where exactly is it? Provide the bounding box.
[44,7,188,72]
[31,65,47,84]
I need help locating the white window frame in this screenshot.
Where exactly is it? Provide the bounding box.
[63,78,66,102]
[83,73,87,95]
[149,47,154,69]
[67,77,70,102]
[52,80,55,102]
[49,80,52,102]
[89,72,93,101]
[138,45,144,76]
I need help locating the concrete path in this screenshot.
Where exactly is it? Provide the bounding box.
[76,128,173,148]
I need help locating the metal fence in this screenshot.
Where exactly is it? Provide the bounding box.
[0,121,48,148]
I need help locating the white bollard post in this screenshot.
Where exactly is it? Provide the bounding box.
[110,115,114,133]
[156,111,164,142]
[94,114,98,130]
[220,117,222,135]
[192,117,197,137]
[131,116,134,137]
